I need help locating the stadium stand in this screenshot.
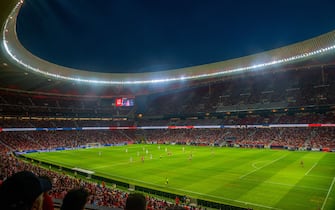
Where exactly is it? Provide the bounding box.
[1,67,335,119]
[142,68,335,116]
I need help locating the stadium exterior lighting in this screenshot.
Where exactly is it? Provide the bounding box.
[2,0,335,86]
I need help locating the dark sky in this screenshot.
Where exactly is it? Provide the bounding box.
[16,0,335,73]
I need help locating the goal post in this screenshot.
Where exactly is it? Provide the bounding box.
[86,142,102,148]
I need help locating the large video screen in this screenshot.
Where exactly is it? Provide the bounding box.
[115,98,134,107]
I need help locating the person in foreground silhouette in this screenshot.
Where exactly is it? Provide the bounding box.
[125,193,147,210]
[0,171,52,210]
[61,187,89,210]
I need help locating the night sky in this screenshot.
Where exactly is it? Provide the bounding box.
[16,0,335,73]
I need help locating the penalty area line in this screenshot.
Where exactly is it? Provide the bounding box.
[305,162,318,176]
[321,176,335,210]
[240,154,287,179]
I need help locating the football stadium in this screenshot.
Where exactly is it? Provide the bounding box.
[1,1,335,210]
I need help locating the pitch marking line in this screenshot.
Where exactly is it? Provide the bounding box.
[305,162,318,176]
[321,176,335,210]
[179,188,282,210]
[307,174,332,179]
[243,180,328,192]
[240,154,287,179]
[252,161,263,169]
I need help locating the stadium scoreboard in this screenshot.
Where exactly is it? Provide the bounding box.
[115,97,134,107]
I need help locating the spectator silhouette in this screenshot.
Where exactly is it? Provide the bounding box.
[60,188,89,210]
[0,171,52,210]
[125,193,147,210]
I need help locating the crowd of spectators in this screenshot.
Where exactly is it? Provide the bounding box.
[0,130,136,152]
[1,112,334,150]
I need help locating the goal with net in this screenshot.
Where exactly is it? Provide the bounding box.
[86,142,102,148]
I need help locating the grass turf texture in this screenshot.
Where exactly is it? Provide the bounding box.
[24,144,335,210]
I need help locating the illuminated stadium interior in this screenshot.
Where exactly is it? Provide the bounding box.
[1,1,335,210]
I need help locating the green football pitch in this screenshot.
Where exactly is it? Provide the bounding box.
[24,144,335,210]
